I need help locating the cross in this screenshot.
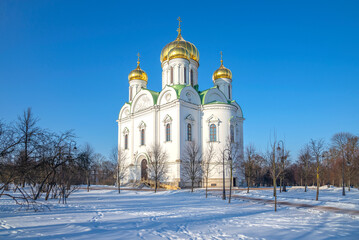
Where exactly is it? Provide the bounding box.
[220,51,223,65]
[177,17,182,28]
[137,52,140,67]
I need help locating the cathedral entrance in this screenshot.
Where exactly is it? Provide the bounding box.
[141,159,148,181]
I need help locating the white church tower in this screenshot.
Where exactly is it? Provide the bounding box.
[117,18,244,188]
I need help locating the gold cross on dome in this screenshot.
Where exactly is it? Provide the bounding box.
[137,53,140,67]
[176,17,182,38]
[220,51,223,65]
[177,17,182,28]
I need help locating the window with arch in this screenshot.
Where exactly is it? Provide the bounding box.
[124,134,128,149]
[166,123,171,142]
[190,69,193,86]
[170,67,173,84]
[210,124,216,142]
[140,129,145,145]
[187,123,192,141]
[230,125,234,143]
[129,86,132,101]
[228,85,231,99]
[184,67,187,84]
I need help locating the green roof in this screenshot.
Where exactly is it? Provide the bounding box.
[145,89,160,104]
[169,84,187,99]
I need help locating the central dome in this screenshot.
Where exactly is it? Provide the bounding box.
[160,25,199,64]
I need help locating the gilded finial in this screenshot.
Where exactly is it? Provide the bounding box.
[137,52,140,68]
[176,17,182,41]
[220,51,223,66]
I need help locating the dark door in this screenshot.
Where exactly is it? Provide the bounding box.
[141,159,148,180]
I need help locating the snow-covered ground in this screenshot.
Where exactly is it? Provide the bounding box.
[236,186,359,211]
[1,187,359,239]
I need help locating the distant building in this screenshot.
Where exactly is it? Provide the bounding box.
[117,20,244,187]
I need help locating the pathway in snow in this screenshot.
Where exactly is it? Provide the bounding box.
[231,195,359,215]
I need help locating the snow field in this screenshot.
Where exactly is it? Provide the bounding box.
[0,187,358,239]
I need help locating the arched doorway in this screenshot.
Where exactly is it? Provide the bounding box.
[141,159,148,181]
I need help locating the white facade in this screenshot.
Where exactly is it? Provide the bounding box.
[117,32,244,188]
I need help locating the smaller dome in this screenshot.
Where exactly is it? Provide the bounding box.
[128,56,148,82]
[168,46,190,61]
[213,53,232,81]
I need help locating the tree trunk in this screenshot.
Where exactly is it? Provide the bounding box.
[247,177,250,193]
[228,170,233,203]
[155,180,157,193]
[87,173,90,192]
[316,165,319,201]
[348,179,351,192]
[191,180,194,193]
[280,177,282,193]
[273,175,277,212]
[118,178,121,194]
[205,178,208,198]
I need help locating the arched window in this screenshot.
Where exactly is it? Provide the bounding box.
[228,85,231,99]
[124,134,128,149]
[129,86,132,101]
[166,123,171,141]
[190,69,193,86]
[210,124,216,142]
[230,125,234,143]
[184,67,187,84]
[141,129,145,145]
[170,67,173,84]
[187,124,192,141]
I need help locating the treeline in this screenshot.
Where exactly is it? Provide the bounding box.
[0,108,117,208]
[242,135,359,195]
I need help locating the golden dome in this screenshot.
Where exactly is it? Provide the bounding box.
[213,52,232,81]
[160,18,199,63]
[168,46,190,61]
[128,54,148,82]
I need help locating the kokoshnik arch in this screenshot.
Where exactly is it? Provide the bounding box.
[117,18,244,187]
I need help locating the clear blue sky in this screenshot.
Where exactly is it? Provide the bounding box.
[1,0,358,160]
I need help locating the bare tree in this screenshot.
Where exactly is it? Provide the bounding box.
[309,139,325,200]
[202,143,216,198]
[242,145,261,193]
[110,146,128,194]
[146,143,168,193]
[15,108,41,187]
[345,136,358,191]
[0,120,20,158]
[182,141,202,192]
[77,143,95,192]
[298,145,312,192]
[331,132,357,196]
[222,138,242,203]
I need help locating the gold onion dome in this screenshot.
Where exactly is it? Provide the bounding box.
[128,54,148,82]
[168,46,190,61]
[160,17,199,63]
[213,52,232,81]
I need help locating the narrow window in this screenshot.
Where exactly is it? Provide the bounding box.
[170,67,173,84]
[187,124,192,141]
[124,134,128,149]
[166,124,171,141]
[129,86,132,101]
[210,124,216,142]
[141,129,145,145]
[184,67,187,84]
[228,85,231,99]
[190,69,193,86]
[230,125,234,143]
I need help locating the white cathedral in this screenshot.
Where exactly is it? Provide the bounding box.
[117,20,244,188]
